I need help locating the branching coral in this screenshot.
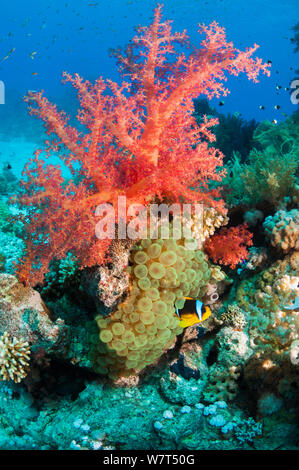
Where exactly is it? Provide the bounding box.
[193,98,258,163]
[204,223,253,269]
[13,5,269,286]
[190,207,229,249]
[236,251,299,358]
[0,332,31,383]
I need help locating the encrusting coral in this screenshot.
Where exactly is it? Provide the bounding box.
[0,332,30,383]
[203,365,241,403]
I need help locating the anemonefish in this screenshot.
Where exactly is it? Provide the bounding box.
[175,297,212,328]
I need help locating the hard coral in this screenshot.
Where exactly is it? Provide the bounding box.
[220,304,247,331]
[0,332,30,383]
[14,5,269,286]
[263,209,299,254]
[204,223,253,269]
[203,364,241,403]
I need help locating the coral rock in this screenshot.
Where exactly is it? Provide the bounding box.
[0,274,67,365]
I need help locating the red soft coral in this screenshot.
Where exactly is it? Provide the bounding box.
[204,223,253,269]
[15,5,269,285]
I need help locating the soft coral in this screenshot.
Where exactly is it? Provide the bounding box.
[204,223,253,269]
[15,5,269,285]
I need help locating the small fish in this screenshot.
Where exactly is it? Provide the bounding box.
[32,72,38,76]
[176,298,211,328]
[30,51,37,59]
[267,59,272,64]
[276,85,282,90]
[259,105,265,110]
[2,47,16,61]
[219,101,225,106]
[272,119,278,124]
[281,296,299,311]
[274,104,281,110]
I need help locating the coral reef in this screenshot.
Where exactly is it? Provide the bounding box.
[1,5,298,453]
[222,112,299,208]
[0,274,68,370]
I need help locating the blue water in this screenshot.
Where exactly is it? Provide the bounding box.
[0,0,297,176]
[0,0,297,119]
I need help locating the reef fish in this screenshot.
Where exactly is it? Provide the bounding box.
[175,297,211,328]
[281,296,299,311]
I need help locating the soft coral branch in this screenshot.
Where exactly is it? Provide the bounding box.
[15,5,269,285]
[204,223,253,269]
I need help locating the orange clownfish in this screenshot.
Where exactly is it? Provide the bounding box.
[175,297,211,328]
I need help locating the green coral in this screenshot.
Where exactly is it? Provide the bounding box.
[0,201,11,233]
[223,112,299,208]
[0,200,23,236]
[0,253,5,272]
[40,252,80,299]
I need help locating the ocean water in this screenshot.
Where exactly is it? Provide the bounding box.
[0,0,298,454]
